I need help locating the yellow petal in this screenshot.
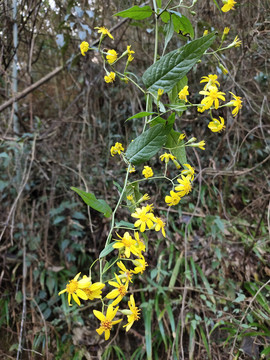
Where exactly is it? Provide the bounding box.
[93,310,105,321]
[72,293,81,306]
[76,289,88,300]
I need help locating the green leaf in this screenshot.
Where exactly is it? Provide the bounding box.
[126,111,157,121]
[160,10,194,39]
[165,129,187,165]
[99,242,115,259]
[114,5,153,20]
[71,187,112,218]
[142,32,216,93]
[163,15,174,55]
[125,123,172,165]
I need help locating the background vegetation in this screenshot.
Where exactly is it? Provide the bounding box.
[0,0,269,359]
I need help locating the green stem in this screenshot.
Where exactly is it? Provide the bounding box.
[99,164,131,282]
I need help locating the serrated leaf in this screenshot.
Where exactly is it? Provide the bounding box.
[142,32,216,93]
[126,111,156,121]
[114,5,153,20]
[161,10,194,39]
[71,187,112,218]
[165,129,187,165]
[125,123,172,165]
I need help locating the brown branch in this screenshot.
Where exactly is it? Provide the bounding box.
[0,65,64,113]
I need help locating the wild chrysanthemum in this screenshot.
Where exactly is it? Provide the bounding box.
[142,166,153,179]
[132,256,148,274]
[191,140,206,150]
[58,273,90,306]
[113,232,139,258]
[221,0,236,12]
[93,304,122,340]
[175,174,192,197]
[106,49,118,64]
[83,280,105,300]
[231,35,242,47]
[123,295,141,332]
[104,72,116,83]
[95,26,114,39]
[200,74,220,90]
[110,142,124,156]
[208,116,226,132]
[106,273,129,306]
[127,45,135,62]
[131,206,156,232]
[134,231,146,254]
[117,261,133,283]
[181,164,195,181]
[178,85,189,102]
[160,153,176,163]
[199,86,226,110]
[80,41,89,56]
[165,190,181,206]
[154,217,166,237]
[228,92,242,116]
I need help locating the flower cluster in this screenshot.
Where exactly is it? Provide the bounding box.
[197,73,242,132]
[164,163,195,207]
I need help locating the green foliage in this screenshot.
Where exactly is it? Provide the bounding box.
[142,32,216,92]
[125,123,173,165]
[114,5,153,20]
[71,187,112,218]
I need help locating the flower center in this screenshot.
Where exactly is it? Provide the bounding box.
[101,320,112,331]
[66,280,78,294]
[118,285,127,297]
[122,236,133,247]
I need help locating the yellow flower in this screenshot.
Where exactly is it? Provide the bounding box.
[158,88,164,97]
[127,45,135,62]
[200,74,220,90]
[178,85,189,102]
[154,217,166,237]
[179,133,186,141]
[106,49,118,64]
[131,206,156,232]
[83,281,105,300]
[160,152,176,163]
[123,295,141,332]
[223,27,230,35]
[134,231,146,254]
[232,35,242,47]
[219,63,228,75]
[203,30,209,36]
[221,0,237,12]
[80,41,89,56]
[95,26,114,40]
[104,71,116,83]
[175,174,192,197]
[200,86,226,110]
[181,164,195,181]
[145,203,154,213]
[228,92,242,116]
[113,232,139,258]
[110,142,124,156]
[106,273,129,306]
[132,256,148,274]
[208,116,226,132]
[117,261,134,283]
[191,140,206,150]
[197,105,207,113]
[165,190,181,207]
[129,166,136,173]
[93,304,122,340]
[142,166,153,179]
[58,273,90,306]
